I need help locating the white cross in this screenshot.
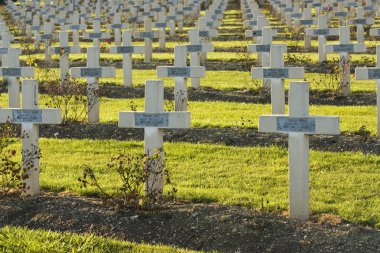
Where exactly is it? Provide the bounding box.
[35,21,56,60]
[0,48,34,108]
[118,80,190,197]
[133,18,159,63]
[348,6,374,44]
[154,12,175,50]
[65,11,87,47]
[187,29,214,89]
[248,27,282,91]
[0,80,62,195]
[157,45,206,111]
[110,31,144,87]
[259,81,340,221]
[306,14,339,62]
[325,26,366,96]
[70,47,116,123]
[106,12,128,46]
[355,44,380,137]
[252,45,304,114]
[49,31,81,81]
[84,19,111,47]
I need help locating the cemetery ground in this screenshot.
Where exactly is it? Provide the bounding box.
[0,1,380,252]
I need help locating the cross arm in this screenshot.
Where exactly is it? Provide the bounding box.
[84,32,111,40]
[49,46,81,54]
[110,45,145,54]
[324,43,366,53]
[0,108,62,124]
[259,115,340,135]
[252,67,304,79]
[306,28,339,36]
[70,67,116,78]
[132,31,160,39]
[355,68,380,80]
[185,43,214,53]
[157,66,206,78]
[118,112,191,129]
[0,67,34,77]
[248,44,287,53]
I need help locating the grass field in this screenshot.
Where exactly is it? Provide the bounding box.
[1,2,380,251]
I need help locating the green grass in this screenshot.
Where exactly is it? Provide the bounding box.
[0,226,203,253]
[0,95,377,135]
[4,138,380,227]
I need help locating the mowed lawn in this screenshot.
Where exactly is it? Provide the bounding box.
[4,138,380,227]
[0,226,203,253]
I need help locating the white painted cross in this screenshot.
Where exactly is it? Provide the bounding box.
[355,44,380,137]
[157,45,206,111]
[70,47,116,123]
[0,48,34,108]
[325,26,366,96]
[154,12,175,50]
[110,31,144,87]
[36,21,56,60]
[306,14,338,63]
[118,80,190,197]
[66,11,87,47]
[252,45,304,114]
[84,19,110,47]
[133,18,159,63]
[106,12,128,46]
[259,81,340,221]
[0,79,62,195]
[348,6,374,43]
[248,27,281,91]
[187,29,214,88]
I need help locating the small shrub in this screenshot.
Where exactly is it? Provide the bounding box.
[78,151,176,210]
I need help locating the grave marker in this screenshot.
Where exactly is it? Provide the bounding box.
[70,47,116,123]
[259,81,340,220]
[118,80,190,197]
[0,80,62,195]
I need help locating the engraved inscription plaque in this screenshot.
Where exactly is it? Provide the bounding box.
[186,45,203,52]
[167,67,191,77]
[333,44,354,52]
[111,24,123,29]
[0,48,8,54]
[13,109,42,123]
[291,13,302,18]
[117,46,134,54]
[353,19,367,25]
[70,24,81,30]
[263,68,289,78]
[368,69,380,79]
[155,22,167,28]
[89,33,102,39]
[335,12,347,17]
[40,34,53,40]
[140,32,154,38]
[255,45,270,52]
[314,29,329,35]
[80,68,102,77]
[199,31,209,37]
[277,117,316,133]
[31,25,40,31]
[300,20,313,25]
[2,68,21,77]
[135,113,169,127]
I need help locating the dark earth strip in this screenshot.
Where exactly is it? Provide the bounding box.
[39,124,380,155]
[0,194,379,253]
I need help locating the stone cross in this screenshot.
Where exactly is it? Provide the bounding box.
[355,44,380,137]
[84,19,111,47]
[348,6,374,43]
[252,45,304,114]
[106,12,128,46]
[154,12,175,50]
[36,21,55,60]
[110,31,144,87]
[0,79,62,195]
[49,31,81,81]
[70,47,116,123]
[306,14,339,62]
[187,29,214,88]
[248,27,279,91]
[0,48,34,108]
[118,80,190,197]
[133,18,159,63]
[157,45,206,111]
[259,81,340,221]
[325,26,366,96]
[294,4,316,48]
[66,11,87,47]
